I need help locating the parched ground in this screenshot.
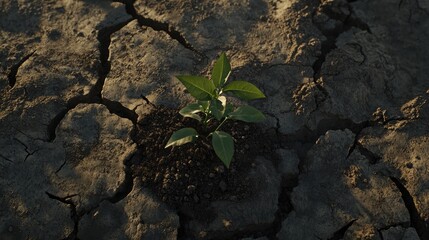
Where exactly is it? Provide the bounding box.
[1,0,428,239]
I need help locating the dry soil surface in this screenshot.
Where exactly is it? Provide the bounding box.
[1,0,429,239]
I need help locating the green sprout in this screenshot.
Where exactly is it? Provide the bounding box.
[165,52,266,168]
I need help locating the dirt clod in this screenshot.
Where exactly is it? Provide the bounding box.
[132,106,276,209]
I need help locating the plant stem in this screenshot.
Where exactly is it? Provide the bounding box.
[202,101,211,128]
[203,112,209,127]
[214,117,228,132]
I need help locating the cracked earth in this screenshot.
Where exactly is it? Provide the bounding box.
[1,0,429,239]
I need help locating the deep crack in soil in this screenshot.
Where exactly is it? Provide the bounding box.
[46,19,134,142]
[266,178,297,239]
[327,219,357,240]
[45,192,80,240]
[177,210,192,240]
[107,152,135,204]
[7,51,35,88]
[14,138,39,161]
[116,0,203,57]
[311,0,371,85]
[218,176,297,240]
[310,0,371,104]
[390,177,429,239]
[377,221,411,240]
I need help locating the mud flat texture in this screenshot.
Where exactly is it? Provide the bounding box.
[1,0,428,239]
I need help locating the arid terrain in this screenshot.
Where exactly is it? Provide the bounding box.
[1,0,429,239]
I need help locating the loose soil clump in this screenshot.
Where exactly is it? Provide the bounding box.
[132,105,276,209]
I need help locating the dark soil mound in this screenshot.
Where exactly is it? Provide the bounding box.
[131,105,276,209]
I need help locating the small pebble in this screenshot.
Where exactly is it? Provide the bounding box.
[187,185,196,192]
[209,173,215,178]
[215,166,225,173]
[219,181,227,192]
[154,173,161,182]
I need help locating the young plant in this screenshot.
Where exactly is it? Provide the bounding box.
[165,52,266,168]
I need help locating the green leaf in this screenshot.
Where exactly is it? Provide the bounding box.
[211,52,231,87]
[209,96,227,121]
[211,131,234,168]
[198,100,210,111]
[165,128,198,148]
[224,103,234,117]
[228,105,266,122]
[176,75,216,101]
[209,99,223,121]
[179,103,203,121]
[223,80,266,100]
